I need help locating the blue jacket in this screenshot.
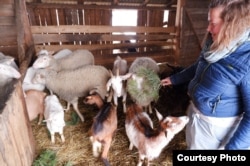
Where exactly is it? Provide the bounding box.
[170,37,250,149]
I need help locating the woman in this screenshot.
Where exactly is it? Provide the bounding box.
[161,0,250,149]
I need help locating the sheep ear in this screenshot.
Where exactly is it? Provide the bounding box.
[155,108,163,121]
[48,51,55,55]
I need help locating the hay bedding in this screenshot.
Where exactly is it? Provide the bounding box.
[31,65,188,166]
[31,98,187,166]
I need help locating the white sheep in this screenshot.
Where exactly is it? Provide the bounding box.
[32,65,110,122]
[0,52,19,70]
[0,63,21,86]
[22,67,45,92]
[32,49,94,71]
[125,103,189,166]
[44,94,65,144]
[127,57,160,113]
[37,48,72,59]
[128,57,159,74]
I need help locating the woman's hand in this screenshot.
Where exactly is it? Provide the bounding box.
[161,77,172,86]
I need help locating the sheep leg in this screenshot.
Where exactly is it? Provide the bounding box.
[64,102,71,112]
[101,137,112,166]
[38,113,43,125]
[72,101,84,122]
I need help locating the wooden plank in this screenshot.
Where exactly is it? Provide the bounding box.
[34,41,175,52]
[0,16,15,25]
[32,33,175,44]
[0,82,35,166]
[0,26,17,37]
[0,4,14,17]
[0,0,14,4]
[31,25,176,34]
[0,46,18,59]
[0,36,17,46]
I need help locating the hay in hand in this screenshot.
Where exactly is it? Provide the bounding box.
[127,66,161,106]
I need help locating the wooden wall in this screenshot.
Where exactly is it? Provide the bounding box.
[26,3,178,68]
[0,0,35,165]
[179,0,210,66]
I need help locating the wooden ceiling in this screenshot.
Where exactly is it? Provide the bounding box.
[26,0,177,8]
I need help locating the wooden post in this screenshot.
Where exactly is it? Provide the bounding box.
[175,0,185,65]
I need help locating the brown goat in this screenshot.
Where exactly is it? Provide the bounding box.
[125,103,189,166]
[84,94,118,166]
[24,89,47,125]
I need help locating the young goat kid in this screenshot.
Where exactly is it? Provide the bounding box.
[125,103,189,166]
[84,94,117,166]
[44,94,65,144]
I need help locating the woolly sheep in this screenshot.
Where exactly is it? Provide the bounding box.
[44,94,65,144]
[37,48,72,59]
[22,67,45,91]
[32,65,110,122]
[128,57,159,74]
[33,49,94,71]
[0,63,21,86]
[0,52,18,70]
[127,57,160,113]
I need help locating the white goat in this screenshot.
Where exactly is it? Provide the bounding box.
[125,103,189,166]
[44,94,65,144]
[106,70,131,113]
[32,65,110,122]
[33,49,94,71]
[106,56,130,112]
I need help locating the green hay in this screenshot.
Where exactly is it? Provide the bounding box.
[127,66,161,106]
[32,149,57,166]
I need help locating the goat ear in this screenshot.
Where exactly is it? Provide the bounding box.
[121,73,132,80]
[155,108,163,121]
[116,68,119,76]
[109,69,113,77]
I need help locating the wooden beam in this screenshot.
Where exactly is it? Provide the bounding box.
[31,25,176,34]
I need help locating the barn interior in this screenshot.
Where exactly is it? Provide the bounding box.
[0,0,210,165]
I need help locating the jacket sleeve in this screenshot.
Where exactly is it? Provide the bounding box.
[170,57,200,85]
[225,71,250,149]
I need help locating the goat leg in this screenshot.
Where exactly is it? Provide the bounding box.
[101,138,112,166]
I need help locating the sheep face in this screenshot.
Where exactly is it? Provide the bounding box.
[32,72,46,85]
[0,63,21,79]
[33,55,54,69]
